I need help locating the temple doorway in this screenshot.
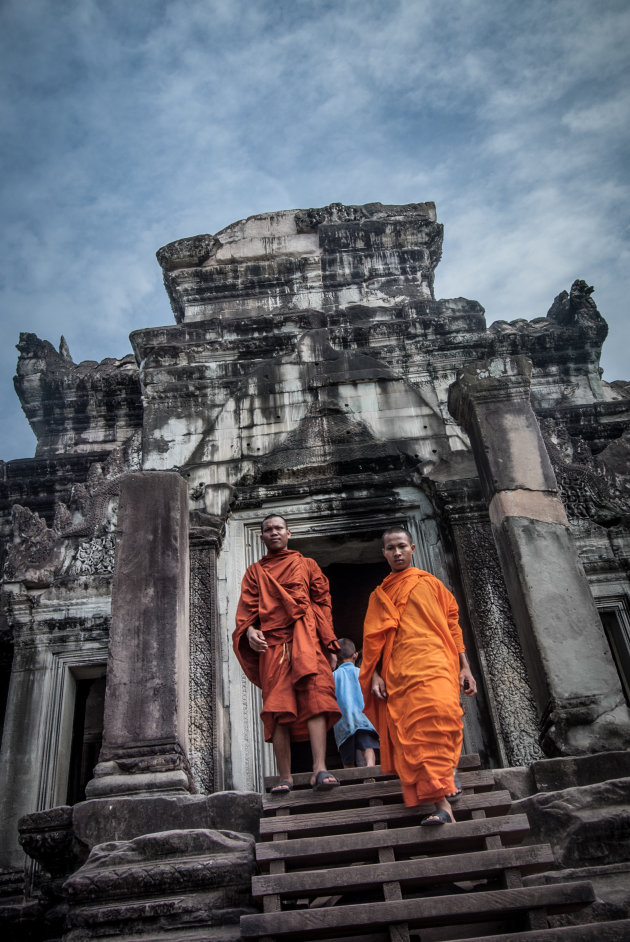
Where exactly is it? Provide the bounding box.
[324,561,388,652]
[223,502,495,792]
[289,522,492,769]
[66,673,106,805]
[290,528,389,653]
[288,529,388,772]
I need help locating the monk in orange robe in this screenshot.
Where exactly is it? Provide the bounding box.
[360,526,477,824]
[233,514,341,793]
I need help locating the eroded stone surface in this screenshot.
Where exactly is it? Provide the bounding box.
[514,777,630,869]
[14,334,142,457]
[62,828,255,941]
[2,202,630,937]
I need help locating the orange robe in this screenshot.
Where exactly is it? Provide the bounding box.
[359,567,465,807]
[233,548,340,742]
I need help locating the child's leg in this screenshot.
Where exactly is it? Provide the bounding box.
[363,747,376,767]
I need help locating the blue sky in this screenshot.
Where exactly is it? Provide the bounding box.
[1,0,629,461]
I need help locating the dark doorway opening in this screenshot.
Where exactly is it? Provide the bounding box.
[324,561,388,654]
[600,608,630,706]
[288,531,389,772]
[290,528,389,651]
[66,674,106,805]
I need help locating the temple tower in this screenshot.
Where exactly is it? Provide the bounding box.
[1,203,630,935]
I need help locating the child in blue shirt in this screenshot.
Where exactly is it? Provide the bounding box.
[333,638,380,768]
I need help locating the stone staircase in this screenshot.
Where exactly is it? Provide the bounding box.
[240,755,630,941]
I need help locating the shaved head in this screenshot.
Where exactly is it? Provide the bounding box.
[381,525,413,547]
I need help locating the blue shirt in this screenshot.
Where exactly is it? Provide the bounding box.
[333,661,377,747]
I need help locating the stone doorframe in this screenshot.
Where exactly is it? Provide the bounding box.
[217,487,487,793]
[0,641,107,879]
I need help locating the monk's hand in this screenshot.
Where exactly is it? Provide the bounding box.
[371,670,387,700]
[459,666,477,697]
[247,626,268,652]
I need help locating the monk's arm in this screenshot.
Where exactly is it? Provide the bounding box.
[234,570,263,646]
[371,667,387,700]
[458,652,477,696]
[307,559,339,657]
[232,567,264,687]
[246,625,268,652]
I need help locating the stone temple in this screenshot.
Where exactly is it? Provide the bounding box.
[1,202,629,939]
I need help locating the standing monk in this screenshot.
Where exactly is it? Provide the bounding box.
[359,526,477,824]
[232,514,341,793]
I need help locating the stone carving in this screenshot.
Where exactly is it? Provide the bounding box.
[61,828,255,941]
[69,535,116,575]
[63,433,141,539]
[189,543,219,794]
[546,279,605,331]
[446,504,543,766]
[487,279,609,405]
[63,828,254,902]
[14,333,142,457]
[3,435,142,584]
[3,503,66,586]
[541,418,630,526]
[19,805,87,879]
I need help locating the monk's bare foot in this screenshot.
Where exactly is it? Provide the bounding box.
[311,770,340,791]
[269,779,293,795]
[421,797,455,825]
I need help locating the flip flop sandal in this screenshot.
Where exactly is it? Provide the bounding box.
[447,770,463,802]
[420,809,453,826]
[269,780,292,795]
[312,770,340,791]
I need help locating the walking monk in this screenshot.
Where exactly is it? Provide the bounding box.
[232,514,341,794]
[359,526,477,824]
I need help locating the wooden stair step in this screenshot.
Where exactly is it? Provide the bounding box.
[264,766,396,791]
[262,770,495,814]
[256,813,533,871]
[263,754,483,791]
[240,881,595,939]
[450,918,630,941]
[252,843,555,901]
[260,790,514,839]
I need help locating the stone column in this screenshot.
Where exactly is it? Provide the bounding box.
[86,471,193,797]
[448,356,630,756]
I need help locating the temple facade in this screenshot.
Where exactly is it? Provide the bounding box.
[1,202,629,938]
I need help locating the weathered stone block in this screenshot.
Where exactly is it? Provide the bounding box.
[514,777,630,869]
[495,515,630,753]
[62,829,255,941]
[87,471,192,797]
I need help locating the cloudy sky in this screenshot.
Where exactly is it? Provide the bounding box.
[1,0,628,461]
